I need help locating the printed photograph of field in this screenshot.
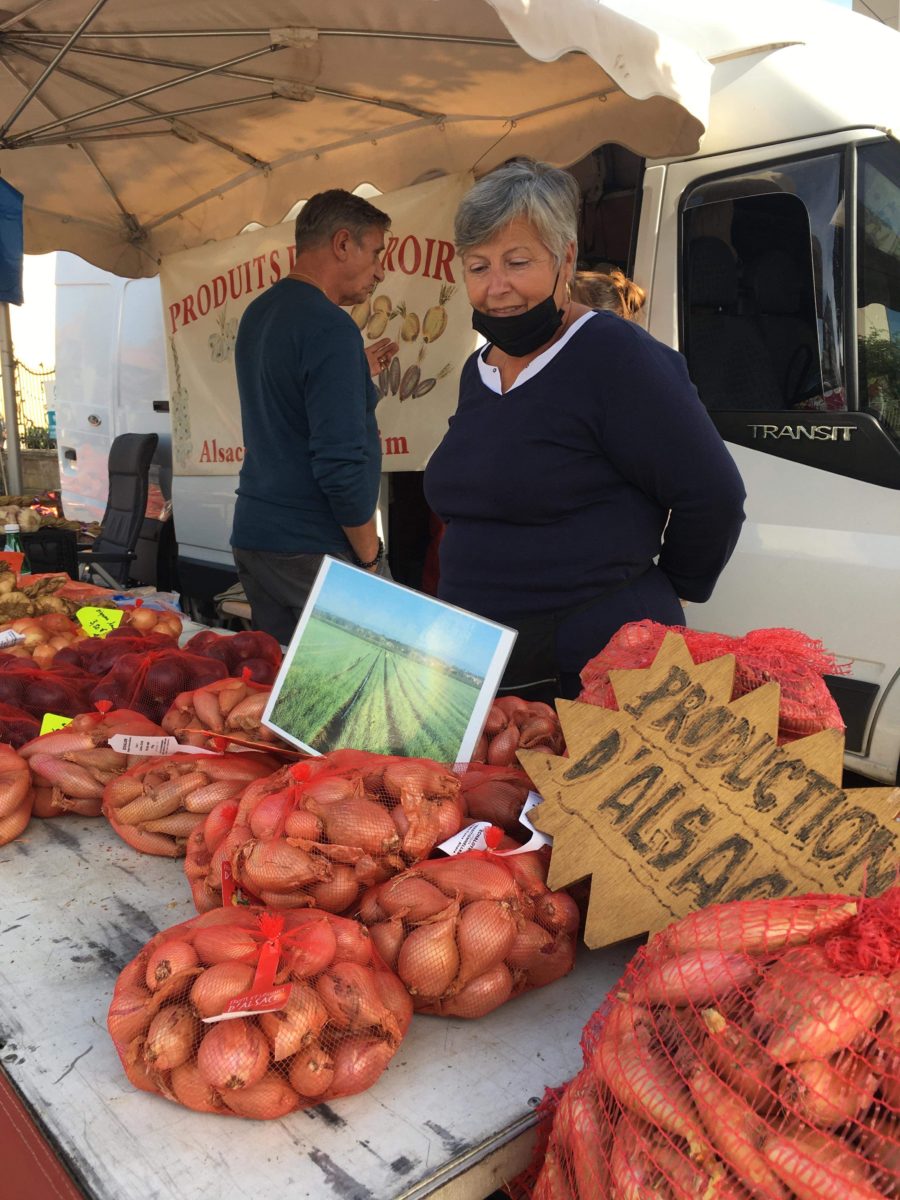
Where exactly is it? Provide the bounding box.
[266,561,512,761]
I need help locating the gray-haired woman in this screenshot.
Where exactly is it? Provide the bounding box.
[423,159,747,703]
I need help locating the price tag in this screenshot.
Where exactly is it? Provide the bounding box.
[107,733,218,757]
[40,713,73,735]
[76,606,124,638]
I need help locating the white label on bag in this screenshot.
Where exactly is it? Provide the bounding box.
[518,791,553,848]
[437,822,495,856]
[437,791,553,857]
[0,630,25,649]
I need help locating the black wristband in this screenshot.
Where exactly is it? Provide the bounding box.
[352,538,384,569]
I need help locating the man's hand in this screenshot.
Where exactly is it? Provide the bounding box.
[365,337,399,379]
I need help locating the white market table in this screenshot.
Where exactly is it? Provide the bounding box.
[0,817,636,1200]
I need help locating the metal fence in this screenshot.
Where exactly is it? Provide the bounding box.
[14,359,55,448]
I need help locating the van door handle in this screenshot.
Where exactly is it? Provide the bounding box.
[153,401,170,413]
[64,448,77,462]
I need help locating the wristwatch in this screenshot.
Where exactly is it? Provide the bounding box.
[352,538,384,570]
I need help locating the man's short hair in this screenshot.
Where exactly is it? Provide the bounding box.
[294,190,390,253]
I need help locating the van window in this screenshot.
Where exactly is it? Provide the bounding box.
[857,142,900,444]
[682,153,844,413]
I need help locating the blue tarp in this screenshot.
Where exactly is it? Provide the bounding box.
[0,178,23,306]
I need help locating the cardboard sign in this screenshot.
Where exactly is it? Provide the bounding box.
[519,632,900,950]
[76,606,124,638]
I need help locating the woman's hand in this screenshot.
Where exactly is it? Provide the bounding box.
[365,337,399,379]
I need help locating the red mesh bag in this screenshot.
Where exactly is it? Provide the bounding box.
[0,658,94,718]
[115,602,183,640]
[184,751,465,914]
[184,629,283,685]
[0,742,32,846]
[357,850,579,1018]
[103,751,280,857]
[90,649,229,724]
[106,907,412,1118]
[521,890,900,1200]
[473,696,565,764]
[0,700,39,748]
[54,632,178,675]
[161,675,289,752]
[19,707,166,818]
[459,763,535,836]
[579,621,847,742]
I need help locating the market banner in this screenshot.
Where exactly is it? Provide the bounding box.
[158,173,476,476]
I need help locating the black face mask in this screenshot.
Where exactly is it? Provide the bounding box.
[471,272,563,358]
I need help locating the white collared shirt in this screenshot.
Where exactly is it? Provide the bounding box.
[476,310,598,394]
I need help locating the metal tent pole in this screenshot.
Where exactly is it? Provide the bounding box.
[0,302,22,494]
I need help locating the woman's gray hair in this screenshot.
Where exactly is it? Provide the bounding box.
[454,159,580,266]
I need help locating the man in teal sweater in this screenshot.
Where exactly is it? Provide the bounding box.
[231,191,398,643]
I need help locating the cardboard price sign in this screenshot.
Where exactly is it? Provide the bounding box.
[519,632,900,950]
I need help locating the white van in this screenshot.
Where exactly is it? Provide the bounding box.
[53,9,900,783]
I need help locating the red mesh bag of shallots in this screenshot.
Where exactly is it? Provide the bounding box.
[107,907,412,1118]
[473,696,565,764]
[19,707,166,818]
[54,632,178,675]
[90,648,229,725]
[0,658,94,718]
[103,751,279,858]
[357,850,578,1018]
[578,620,846,743]
[0,742,32,846]
[161,675,288,751]
[0,700,39,748]
[519,890,900,1200]
[184,629,282,685]
[184,751,465,914]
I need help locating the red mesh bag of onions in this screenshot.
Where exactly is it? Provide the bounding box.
[517,889,900,1200]
[107,907,412,1119]
[90,648,229,725]
[578,620,846,743]
[161,675,289,752]
[184,751,466,914]
[183,629,283,685]
[19,707,166,818]
[0,700,39,749]
[473,697,565,765]
[357,849,579,1019]
[103,751,280,858]
[0,741,32,846]
[54,631,178,675]
[0,658,94,719]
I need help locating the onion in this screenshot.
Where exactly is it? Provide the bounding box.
[288,1041,334,1098]
[128,608,158,631]
[416,857,518,904]
[145,939,199,990]
[107,985,155,1045]
[330,916,373,965]
[301,776,360,806]
[122,1047,162,1095]
[455,900,517,989]
[379,875,453,922]
[203,800,239,853]
[317,962,392,1031]
[440,963,513,1018]
[462,778,529,831]
[318,797,401,857]
[238,840,323,893]
[358,888,387,925]
[508,926,576,989]
[220,1071,300,1119]
[190,907,260,931]
[506,920,554,970]
[170,1060,226,1113]
[283,917,337,978]
[190,962,256,1018]
[369,921,405,972]
[329,1036,395,1097]
[311,863,361,914]
[397,918,459,1000]
[143,1003,199,1071]
[533,890,581,936]
[248,790,293,840]
[258,984,329,1061]
[486,725,520,766]
[196,1018,270,1090]
[283,807,322,840]
[373,967,414,1037]
[192,924,260,966]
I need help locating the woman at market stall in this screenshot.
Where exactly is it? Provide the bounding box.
[423,158,747,703]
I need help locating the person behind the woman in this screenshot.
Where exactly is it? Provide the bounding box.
[573,267,646,319]
[423,159,746,703]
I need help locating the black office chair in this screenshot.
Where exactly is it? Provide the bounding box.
[21,527,81,580]
[77,433,159,588]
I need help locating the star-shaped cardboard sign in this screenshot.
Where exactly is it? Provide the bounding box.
[518,632,900,950]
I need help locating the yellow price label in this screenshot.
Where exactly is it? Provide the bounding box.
[76,606,124,638]
[40,713,73,735]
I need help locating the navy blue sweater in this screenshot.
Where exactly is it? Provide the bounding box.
[424,314,746,645]
[231,280,381,555]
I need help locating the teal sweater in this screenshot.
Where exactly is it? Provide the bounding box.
[231,279,380,554]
